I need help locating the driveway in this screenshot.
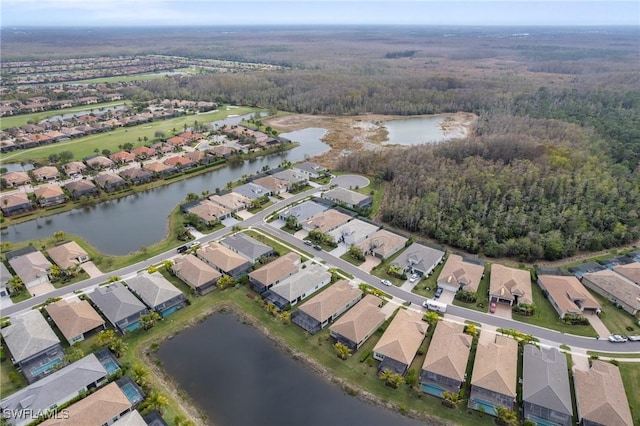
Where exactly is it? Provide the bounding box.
[494,302,513,319]
[359,255,381,273]
[587,313,610,338]
[221,216,240,227]
[29,282,56,297]
[81,261,103,279]
[329,243,349,257]
[235,210,254,220]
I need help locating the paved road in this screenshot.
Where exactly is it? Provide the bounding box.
[3,185,640,354]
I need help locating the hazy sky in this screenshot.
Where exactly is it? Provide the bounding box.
[2,0,639,27]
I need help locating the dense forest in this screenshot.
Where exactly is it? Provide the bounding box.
[5,26,639,261]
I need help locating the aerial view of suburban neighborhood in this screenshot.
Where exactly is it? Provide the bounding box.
[0,1,639,426]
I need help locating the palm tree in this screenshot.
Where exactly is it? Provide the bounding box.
[495,406,518,426]
[7,276,25,295]
[97,329,116,347]
[130,363,150,387]
[280,311,291,325]
[334,342,351,360]
[64,346,85,364]
[145,391,169,414]
[141,312,161,330]
[109,338,128,358]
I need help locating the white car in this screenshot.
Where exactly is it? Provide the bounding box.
[627,335,640,342]
[409,274,419,283]
[608,335,628,343]
[381,279,392,287]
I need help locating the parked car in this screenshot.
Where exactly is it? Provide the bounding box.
[434,287,443,299]
[304,240,313,246]
[313,245,322,251]
[490,302,497,313]
[176,245,188,254]
[381,279,392,286]
[409,273,419,283]
[608,335,628,343]
[627,335,640,342]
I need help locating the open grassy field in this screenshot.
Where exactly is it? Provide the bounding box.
[0,101,126,130]
[0,106,258,164]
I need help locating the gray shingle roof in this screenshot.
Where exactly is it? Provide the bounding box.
[270,263,331,303]
[522,345,572,416]
[392,243,444,275]
[1,310,60,364]
[89,282,148,324]
[221,233,274,261]
[125,272,183,309]
[279,200,327,222]
[0,354,107,426]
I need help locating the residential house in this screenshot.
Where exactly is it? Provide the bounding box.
[187,200,231,226]
[574,360,633,426]
[7,249,52,289]
[1,310,64,383]
[391,243,445,277]
[292,280,363,334]
[209,192,252,212]
[522,345,573,426]
[1,171,30,187]
[356,229,408,260]
[85,156,114,170]
[149,142,173,155]
[221,233,276,263]
[420,321,472,398]
[34,185,67,207]
[248,252,300,294]
[143,161,172,176]
[47,241,89,270]
[31,166,59,182]
[112,410,147,426]
[437,254,485,293]
[163,156,196,170]
[130,146,156,160]
[125,271,187,317]
[537,275,601,319]
[373,309,427,375]
[302,209,353,233]
[293,161,327,179]
[39,382,133,426]
[60,127,85,139]
[172,254,221,295]
[196,242,252,277]
[94,173,128,192]
[0,263,12,297]
[184,150,213,165]
[0,193,34,216]
[89,282,149,333]
[568,262,606,279]
[166,135,189,148]
[329,294,385,352]
[209,145,236,158]
[65,180,99,199]
[278,200,327,223]
[263,263,332,310]
[581,269,640,315]
[328,219,379,246]
[253,175,290,195]
[272,169,308,185]
[613,262,640,286]
[322,187,373,210]
[468,335,518,416]
[232,182,271,200]
[0,354,109,426]
[109,151,136,164]
[119,167,153,185]
[489,264,533,306]
[45,298,105,344]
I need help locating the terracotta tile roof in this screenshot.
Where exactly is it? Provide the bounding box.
[143,161,171,173]
[253,176,289,192]
[39,382,131,426]
[329,294,385,345]
[1,171,30,185]
[422,321,472,382]
[373,309,427,366]
[302,209,352,233]
[437,254,484,292]
[109,151,136,163]
[295,279,362,323]
[209,192,252,211]
[188,200,230,223]
[47,241,88,270]
[32,166,59,180]
[46,298,104,343]
[164,156,193,167]
[356,229,408,258]
[172,254,221,289]
[574,361,633,426]
[537,275,600,317]
[197,243,249,273]
[489,264,533,305]
[248,252,300,288]
[471,334,518,398]
[0,192,32,209]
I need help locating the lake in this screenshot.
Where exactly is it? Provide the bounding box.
[383,116,454,145]
[155,313,426,426]
[1,126,329,255]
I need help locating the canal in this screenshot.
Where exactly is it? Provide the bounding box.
[155,313,426,426]
[1,126,329,255]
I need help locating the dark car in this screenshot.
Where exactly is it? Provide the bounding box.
[176,245,188,253]
[434,287,443,299]
[313,245,322,251]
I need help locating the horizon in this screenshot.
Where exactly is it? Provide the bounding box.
[2,1,639,27]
